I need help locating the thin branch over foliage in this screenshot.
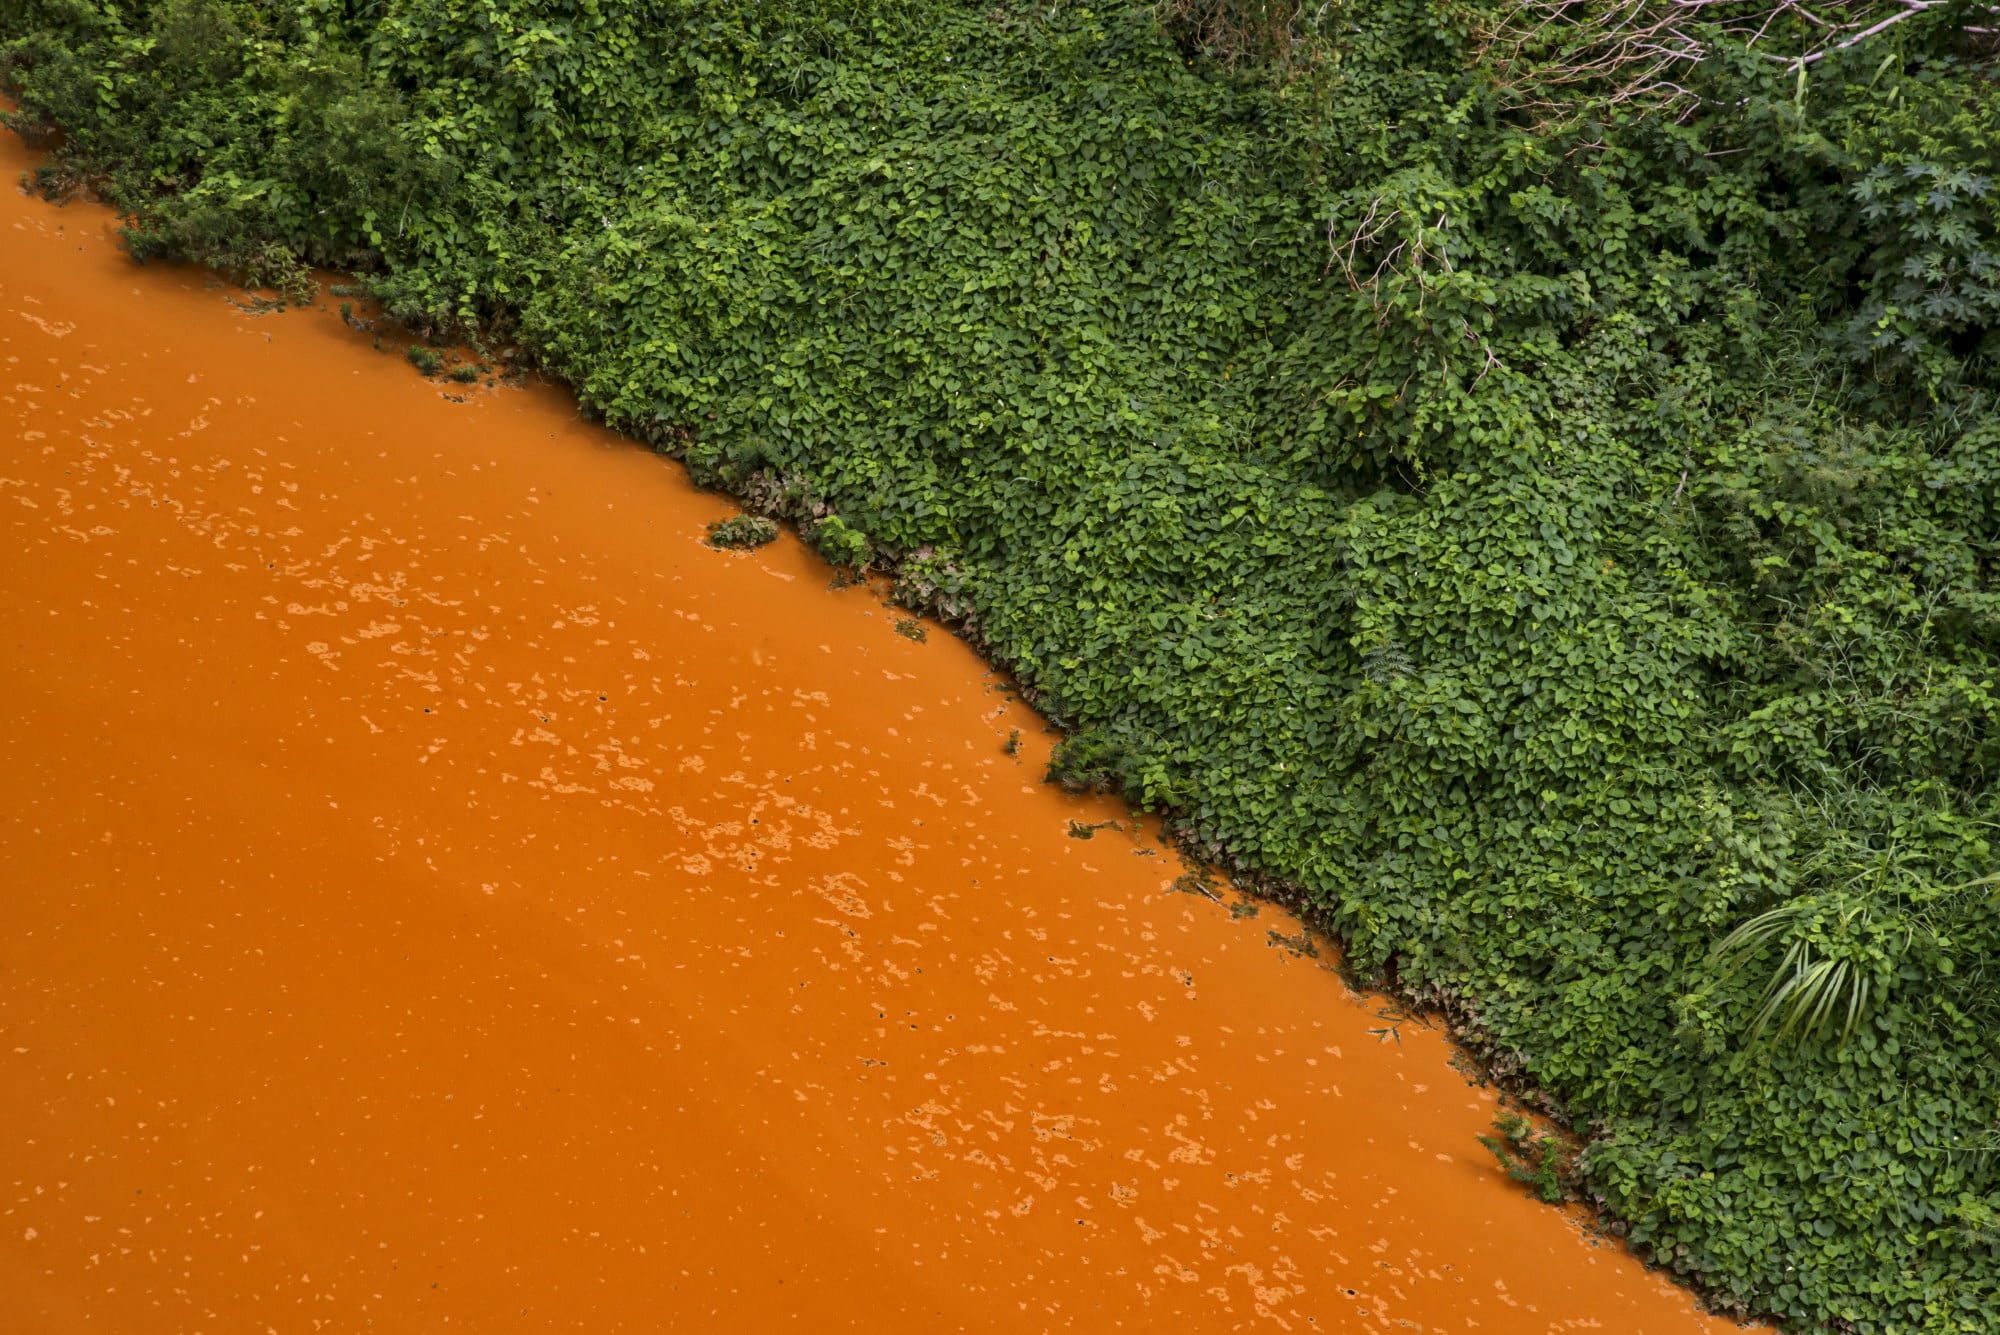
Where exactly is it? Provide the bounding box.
[1479,0,1998,117]
[1154,0,1323,68]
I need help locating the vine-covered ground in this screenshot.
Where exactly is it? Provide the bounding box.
[6,2,1999,1328]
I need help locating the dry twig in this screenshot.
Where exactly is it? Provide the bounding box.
[1478,0,1997,119]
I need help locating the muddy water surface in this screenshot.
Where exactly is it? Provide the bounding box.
[0,135,1744,1333]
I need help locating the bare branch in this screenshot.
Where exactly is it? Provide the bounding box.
[1476,0,1998,121]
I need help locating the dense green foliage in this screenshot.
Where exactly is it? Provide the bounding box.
[7,1,2000,1326]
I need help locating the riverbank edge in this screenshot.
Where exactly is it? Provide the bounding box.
[0,114,1761,1329]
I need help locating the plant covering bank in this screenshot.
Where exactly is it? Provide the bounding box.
[6,1,2000,1327]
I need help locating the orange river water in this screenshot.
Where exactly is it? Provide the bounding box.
[0,128,1750,1334]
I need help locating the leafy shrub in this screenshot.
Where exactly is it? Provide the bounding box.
[1046,726,1144,799]
[1481,1112,1569,1204]
[705,513,779,550]
[809,515,870,569]
[1839,72,2000,386]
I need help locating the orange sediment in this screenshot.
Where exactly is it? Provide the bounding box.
[0,131,1748,1332]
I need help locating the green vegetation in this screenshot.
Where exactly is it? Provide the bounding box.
[6,0,2000,1326]
[704,513,780,549]
[1481,1110,1572,1204]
